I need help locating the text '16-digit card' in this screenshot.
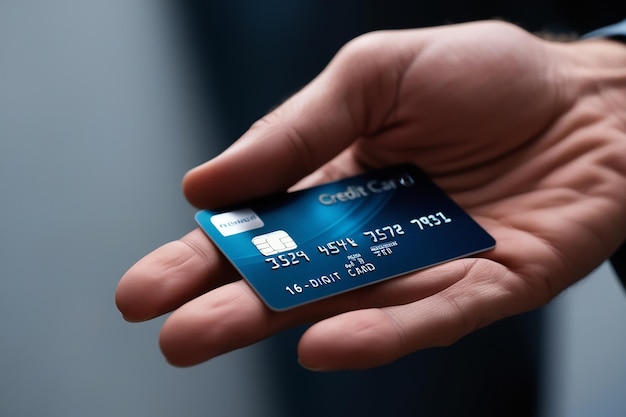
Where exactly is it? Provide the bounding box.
[195,164,495,311]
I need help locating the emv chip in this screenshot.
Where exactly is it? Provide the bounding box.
[251,230,297,256]
[196,164,496,311]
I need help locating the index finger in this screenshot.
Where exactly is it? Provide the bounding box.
[115,228,238,322]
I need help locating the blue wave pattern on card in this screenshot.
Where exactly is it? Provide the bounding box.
[195,164,495,311]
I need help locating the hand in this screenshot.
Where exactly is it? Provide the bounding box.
[115,21,626,370]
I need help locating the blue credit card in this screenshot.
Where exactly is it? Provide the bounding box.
[195,164,495,311]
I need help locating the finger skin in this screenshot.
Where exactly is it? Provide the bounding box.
[115,229,237,322]
[181,30,410,209]
[297,261,512,371]
[181,72,358,208]
[157,259,475,367]
[159,281,276,367]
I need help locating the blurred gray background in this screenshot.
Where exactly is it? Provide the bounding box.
[1,2,625,416]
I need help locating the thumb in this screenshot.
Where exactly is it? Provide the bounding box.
[182,33,403,208]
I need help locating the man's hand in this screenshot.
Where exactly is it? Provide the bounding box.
[115,21,626,370]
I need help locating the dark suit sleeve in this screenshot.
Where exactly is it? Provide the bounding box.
[582,18,626,41]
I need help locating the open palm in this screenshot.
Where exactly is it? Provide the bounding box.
[116,21,626,370]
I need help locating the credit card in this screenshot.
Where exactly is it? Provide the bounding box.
[195,164,495,311]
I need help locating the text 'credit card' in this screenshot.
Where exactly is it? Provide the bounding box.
[195,164,495,311]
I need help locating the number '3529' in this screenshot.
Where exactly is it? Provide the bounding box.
[265,251,310,270]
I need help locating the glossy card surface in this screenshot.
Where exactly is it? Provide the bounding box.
[195,164,495,311]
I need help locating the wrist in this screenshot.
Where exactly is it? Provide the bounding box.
[573,37,626,69]
[548,38,626,123]
[579,19,626,68]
